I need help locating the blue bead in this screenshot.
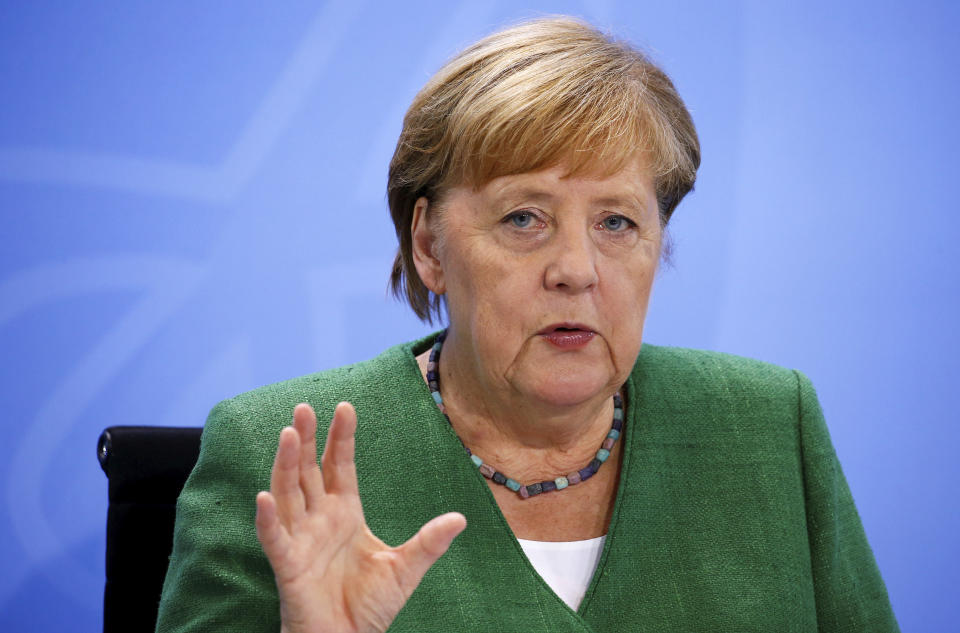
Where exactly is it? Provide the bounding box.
[505,478,521,491]
[492,471,507,485]
[578,467,594,481]
[613,408,624,421]
[426,370,437,381]
[541,480,557,492]
[613,393,623,407]
[470,454,483,467]
[607,428,620,440]
[588,458,602,471]
[555,476,569,490]
[612,419,623,431]
[526,483,543,496]
[431,391,443,405]
[596,448,610,462]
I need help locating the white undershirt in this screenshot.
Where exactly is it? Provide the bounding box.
[516,536,606,610]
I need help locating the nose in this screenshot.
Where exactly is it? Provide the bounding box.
[543,225,599,293]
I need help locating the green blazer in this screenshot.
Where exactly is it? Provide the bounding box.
[156,334,899,632]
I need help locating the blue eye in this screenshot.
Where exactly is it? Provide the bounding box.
[508,211,536,228]
[601,215,632,231]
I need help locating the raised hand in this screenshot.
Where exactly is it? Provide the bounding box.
[255,402,467,633]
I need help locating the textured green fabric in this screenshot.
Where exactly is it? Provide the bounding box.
[155,334,899,632]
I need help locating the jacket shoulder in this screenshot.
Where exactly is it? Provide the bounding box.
[631,344,807,440]
[224,336,428,417]
[636,343,801,395]
[199,334,439,456]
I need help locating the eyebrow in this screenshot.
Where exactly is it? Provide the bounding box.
[494,188,555,206]
[591,195,647,212]
[491,186,647,213]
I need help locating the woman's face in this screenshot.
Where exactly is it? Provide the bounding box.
[413,157,661,408]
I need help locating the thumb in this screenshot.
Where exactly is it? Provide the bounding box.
[394,512,467,590]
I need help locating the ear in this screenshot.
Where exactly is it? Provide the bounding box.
[411,196,445,295]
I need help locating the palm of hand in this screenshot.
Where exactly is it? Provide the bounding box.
[256,402,466,633]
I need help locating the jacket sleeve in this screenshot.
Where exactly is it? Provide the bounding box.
[795,371,900,632]
[155,398,282,632]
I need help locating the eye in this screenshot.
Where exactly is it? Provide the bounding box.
[505,210,539,229]
[599,215,635,232]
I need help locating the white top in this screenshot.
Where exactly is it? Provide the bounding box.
[516,536,607,611]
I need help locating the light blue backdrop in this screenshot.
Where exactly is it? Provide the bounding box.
[1,1,957,631]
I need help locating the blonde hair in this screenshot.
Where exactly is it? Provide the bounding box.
[388,16,700,323]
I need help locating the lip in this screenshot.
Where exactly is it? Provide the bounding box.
[537,322,595,335]
[537,323,596,349]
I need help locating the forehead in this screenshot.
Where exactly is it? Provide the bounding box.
[475,158,656,208]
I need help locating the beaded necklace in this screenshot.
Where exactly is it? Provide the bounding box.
[427,329,624,499]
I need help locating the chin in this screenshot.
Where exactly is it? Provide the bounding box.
[526,368,614,408]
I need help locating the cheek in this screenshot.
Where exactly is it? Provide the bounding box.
[441,242,514,327]
[605,249,657,296]
[599,258,658,353]
[451,237,536,300]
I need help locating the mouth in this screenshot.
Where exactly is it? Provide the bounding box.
[538,322,594,334]
[537,323,596,349]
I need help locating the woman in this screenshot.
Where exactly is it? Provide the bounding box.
[156,17,899,632]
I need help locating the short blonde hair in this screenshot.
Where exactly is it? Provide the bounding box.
[388,16,700,323]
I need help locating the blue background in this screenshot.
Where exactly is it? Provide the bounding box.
[1,1,957,631]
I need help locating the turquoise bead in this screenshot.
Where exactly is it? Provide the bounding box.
[555,476,569,490]
[431,391,443,405]
[470,454,483,467]
[505,478,521,491]
[596,448,610,462]
[613,408,624,420]
[607,428,620,440]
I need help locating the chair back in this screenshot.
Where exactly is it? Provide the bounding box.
[98,425,202,633]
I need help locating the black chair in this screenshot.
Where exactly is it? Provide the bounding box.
[98,426,203,633]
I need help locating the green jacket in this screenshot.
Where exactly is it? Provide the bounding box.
[156,334,899,632]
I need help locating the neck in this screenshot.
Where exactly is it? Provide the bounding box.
[418,329,620,479]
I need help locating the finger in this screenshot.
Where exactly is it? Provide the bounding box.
[320,402,360,497]
[270,426,306,524]
[394,512,467,591]
[255,491,290,563]
[292,403,324,509]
